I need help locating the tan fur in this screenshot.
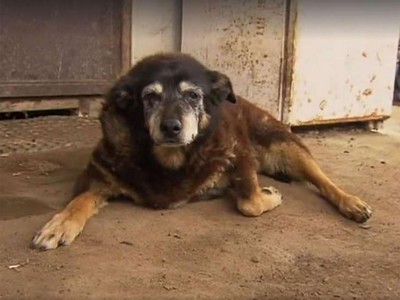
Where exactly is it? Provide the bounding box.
[32,190,107,250]
[153,145,186,170]
[296,156,370,222]
[256,144,286,175]
[142,82,163,96]
[256,141,371,222]
[195,172,230,199]
[199,113,211,130]
[148,111,163,143]
[237,186,283,217]
[179,81,204,96]
[180,109,199,144]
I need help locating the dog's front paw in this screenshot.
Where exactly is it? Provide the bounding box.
[339,195,372,223]
[261,186,283,210]
[238,186,283,217]
[32,213,83,250]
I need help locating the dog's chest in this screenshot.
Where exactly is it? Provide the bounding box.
[113,143,236,208]
[141,154,232,206]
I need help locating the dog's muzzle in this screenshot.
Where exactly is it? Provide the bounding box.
[160,119,182,139]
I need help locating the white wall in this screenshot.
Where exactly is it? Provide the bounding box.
[181,0,287,118]
[131,0,181,64]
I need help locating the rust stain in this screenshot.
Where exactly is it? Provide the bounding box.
[376,53,382,64]
[319,100,327,110]
[370,75,376,83]
[363,89,372,96]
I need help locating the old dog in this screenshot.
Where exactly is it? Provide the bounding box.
[32,53,372,250]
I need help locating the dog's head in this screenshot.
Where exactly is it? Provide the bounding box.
[106,53,236,147]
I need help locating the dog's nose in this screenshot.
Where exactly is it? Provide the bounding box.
[160,119,182,137]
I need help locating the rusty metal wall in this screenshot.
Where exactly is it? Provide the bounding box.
[181,0,286,118]
[131,0,182,64]
[286,0,400,126]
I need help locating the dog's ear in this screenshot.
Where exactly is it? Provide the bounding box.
[106,76,137,109]
[208,70,237,104]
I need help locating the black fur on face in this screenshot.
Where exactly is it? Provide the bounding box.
[102,53,236,147]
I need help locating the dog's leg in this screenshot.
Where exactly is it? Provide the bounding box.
[261,141,372,222]
[31,189,108,250]
[232,158,283,217]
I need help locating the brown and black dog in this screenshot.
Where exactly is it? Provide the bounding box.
[32,53,372,250]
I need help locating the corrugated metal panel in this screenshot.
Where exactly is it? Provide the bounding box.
[131,0,181,63]
[287,0,400,126]
[182,0,286,118]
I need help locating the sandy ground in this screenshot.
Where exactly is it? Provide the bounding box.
[1,108,400,300]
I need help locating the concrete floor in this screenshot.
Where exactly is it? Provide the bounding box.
[1,107,400,299]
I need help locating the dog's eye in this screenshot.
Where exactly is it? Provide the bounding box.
[143,93,161,103]
[187,91,200,101]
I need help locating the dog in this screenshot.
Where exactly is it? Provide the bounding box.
[32,53,372,250]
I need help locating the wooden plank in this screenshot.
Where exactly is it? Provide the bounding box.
[0,98,80,113]
[0,82,108,98]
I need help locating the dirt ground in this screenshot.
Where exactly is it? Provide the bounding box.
[1,108,400,300]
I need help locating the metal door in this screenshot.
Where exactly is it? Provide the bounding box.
[181,0,286,119]
[0,0,126,98]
